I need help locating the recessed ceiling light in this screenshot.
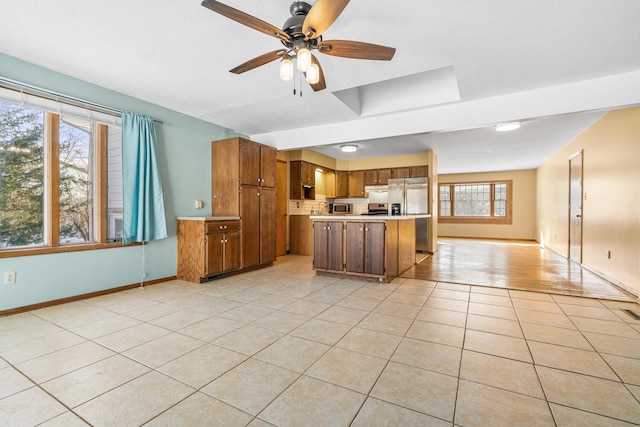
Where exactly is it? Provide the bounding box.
[495,122,521,132]
[340,144,358,153]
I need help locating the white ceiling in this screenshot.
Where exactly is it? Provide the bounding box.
[2,0,640,173]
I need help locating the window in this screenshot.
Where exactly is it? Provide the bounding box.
[438,181,512,224]
[0,91,123,256]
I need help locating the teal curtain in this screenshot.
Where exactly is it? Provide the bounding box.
[121,112,167,244]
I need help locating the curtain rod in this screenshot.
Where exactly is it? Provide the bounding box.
[0,76,163,124]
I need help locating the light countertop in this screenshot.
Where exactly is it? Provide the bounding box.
[176,216,240,221]
[310,214,431,221]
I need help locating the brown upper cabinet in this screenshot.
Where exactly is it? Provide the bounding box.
[348,170,366,198]
[324,170,336,199]
[290,160,317,200]
[392,166,428,179]
[364,168,392,186]
[240,139,276,188]
[335,170,349,198]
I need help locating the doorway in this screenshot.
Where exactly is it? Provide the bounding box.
[569,150,583,263]
[276,160,288,256]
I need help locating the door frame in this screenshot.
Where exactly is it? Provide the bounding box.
[276,160,288,256]
[568,150,583,263]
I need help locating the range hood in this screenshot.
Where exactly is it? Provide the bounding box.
[364,185,388,193]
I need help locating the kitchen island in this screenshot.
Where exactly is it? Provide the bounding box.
[309,214,430,282]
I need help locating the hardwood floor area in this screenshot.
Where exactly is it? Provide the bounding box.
[402,238,637,301]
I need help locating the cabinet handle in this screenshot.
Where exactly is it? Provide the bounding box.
[257,178,261,183]
[224,225,227,229]
[327,227,331,230]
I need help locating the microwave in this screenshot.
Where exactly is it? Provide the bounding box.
[329,203,352,214]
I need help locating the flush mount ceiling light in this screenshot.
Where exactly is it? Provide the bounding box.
[340,144,358,153]
[495,122,521,132]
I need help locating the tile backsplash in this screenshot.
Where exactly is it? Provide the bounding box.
[289,196,369,215]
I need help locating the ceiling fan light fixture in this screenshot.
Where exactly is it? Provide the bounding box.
[495,122,521,132]
[306,63,320,84]
[279,56,294,81]
[340,144,358,153]
[297,47,311,72]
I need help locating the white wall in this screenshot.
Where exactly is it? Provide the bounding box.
[537,107,640,296]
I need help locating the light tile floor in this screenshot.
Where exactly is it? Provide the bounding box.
[1,255,639,426]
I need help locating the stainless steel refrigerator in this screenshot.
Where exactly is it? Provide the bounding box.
[388,178,429,252]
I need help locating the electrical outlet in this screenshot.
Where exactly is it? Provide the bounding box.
[195,199,203,209]
[4,271,16,285]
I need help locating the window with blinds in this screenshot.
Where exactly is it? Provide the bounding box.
[0,87,123,254]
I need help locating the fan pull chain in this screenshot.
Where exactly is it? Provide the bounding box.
[292,62,297,96]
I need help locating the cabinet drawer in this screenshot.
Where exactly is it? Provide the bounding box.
[206,221,239,234]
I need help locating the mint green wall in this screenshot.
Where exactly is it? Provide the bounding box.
[0,53,238,311]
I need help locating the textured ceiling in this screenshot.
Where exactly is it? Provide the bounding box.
[1,0,639,172]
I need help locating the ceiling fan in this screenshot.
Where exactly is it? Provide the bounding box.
[201,0,396,92]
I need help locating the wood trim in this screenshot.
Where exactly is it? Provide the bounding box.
[0,241,142,259]
[438,180,513,225]
[95,123,108,243]
[0,275,176,318]
[45,113,60,246]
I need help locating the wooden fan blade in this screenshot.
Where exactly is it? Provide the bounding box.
[302,0,350,39]
[305,54,326,92]
[201,0,289,42]
[318,40,396,60]
[230,49,287,74]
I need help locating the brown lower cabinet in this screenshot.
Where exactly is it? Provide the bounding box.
[313,221,344,271]
[345,222,385,276]
[311,218,416,281]
[177,219,240,282]
[290,215,313,255]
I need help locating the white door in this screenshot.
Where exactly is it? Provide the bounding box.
[569,151,583,263]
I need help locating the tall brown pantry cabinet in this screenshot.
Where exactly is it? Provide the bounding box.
[211,137,277,271]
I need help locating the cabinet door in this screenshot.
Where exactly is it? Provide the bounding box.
[289,161,303,200]
[345,222,365,273]
[324,170,336,199]
[302,161,316,186]
[377,169,392,185]
[364,170,378,186]
[205,233,224,276]
[335,171,349,198]
[326,221,344,272]
[224,232,241,271]
[364,222,385,275]
[240,186,260,268]
[314,221,344,271]
[211,139,240,216]
[240,140,261,186]
[410,166,428,178]
[261,146,277,187]
[260,187,277,265]
[348,171,365,198]
[392,167,410,179]
[313,221,329,270]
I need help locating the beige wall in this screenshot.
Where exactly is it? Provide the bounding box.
[537,107,640,295]
[438,170,538,240]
